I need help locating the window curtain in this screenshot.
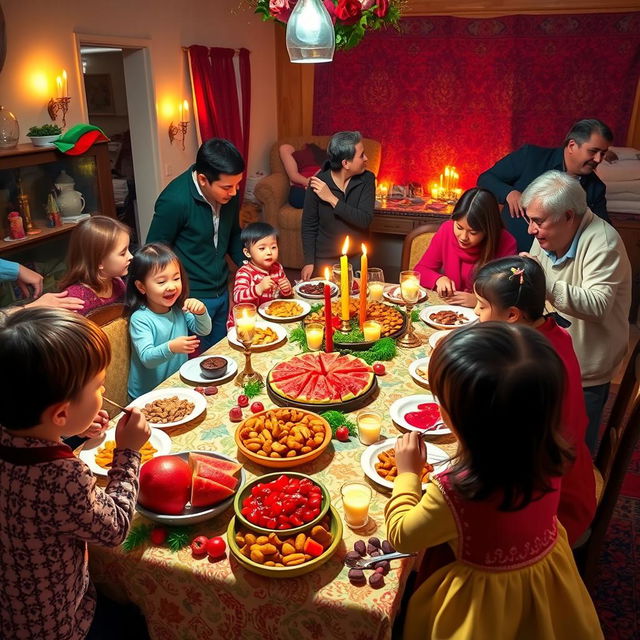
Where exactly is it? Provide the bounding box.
[313,12,640,187]
[188,45,251,185]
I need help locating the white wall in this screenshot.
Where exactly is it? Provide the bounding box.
[0,0,278,238]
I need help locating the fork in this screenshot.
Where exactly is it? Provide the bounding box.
[347,551,417,569]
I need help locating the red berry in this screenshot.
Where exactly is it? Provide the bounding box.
[335,426,350,442]
[191,535,209,556]
[206,536,227,559]
[204,386,218,396]
[195,386,205,394]
[150,526,167,545]
[373,363,386,375]
[237,394,249,408]
[229,406,243,422]
[250,401,264,413]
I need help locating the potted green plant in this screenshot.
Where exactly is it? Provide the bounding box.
[26,124,62,147]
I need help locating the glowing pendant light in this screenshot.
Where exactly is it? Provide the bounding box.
[286,0,335,64]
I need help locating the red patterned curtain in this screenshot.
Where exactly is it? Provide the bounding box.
[313,13,640,188]
[188,45,251,174]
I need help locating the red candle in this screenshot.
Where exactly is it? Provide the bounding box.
[324,267,334,353]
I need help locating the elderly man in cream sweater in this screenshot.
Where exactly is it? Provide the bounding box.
[521,170,631,453]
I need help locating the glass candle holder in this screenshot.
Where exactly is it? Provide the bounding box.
[305,322,324,351]
[357,411,382,445]
[341,481,372,529]
[234,303,257,343]
[368,267,385,302]
[362,320,381,342]
[397,270,422,348]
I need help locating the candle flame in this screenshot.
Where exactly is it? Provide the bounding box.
[361,243,367,256]
[324,267,330,281]
[242,309,249,319]
[342,236,350,255]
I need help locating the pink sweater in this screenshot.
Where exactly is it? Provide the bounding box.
[63,277,126,316]
[414,220,517,292]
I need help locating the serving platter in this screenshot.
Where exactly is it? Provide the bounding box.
[126,387,207,429]
[389,393,451,436]
[258,298,311,323]
[408,357,430,387]
[383,284,428,305]
[293,280,338,299]
[419,305,478,330]
[78,427,171,477]
[428,330,449,351]
[227,321,287,351]
[179,354,238,385]
[361,439,450,490]
[332,306,407,351]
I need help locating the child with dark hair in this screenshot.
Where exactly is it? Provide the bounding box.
[385,323,602,640]
[0,308,150,640]
[474,255,595,545]
[227,222,292,328]
[125,243,211,398]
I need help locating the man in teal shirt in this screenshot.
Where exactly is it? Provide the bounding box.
[147,138,245,351]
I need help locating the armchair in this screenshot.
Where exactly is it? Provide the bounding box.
[254,136,382,269]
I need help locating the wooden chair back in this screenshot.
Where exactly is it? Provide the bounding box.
[576,340,640,589]
[401,224,441,271]
[86,303,130,417]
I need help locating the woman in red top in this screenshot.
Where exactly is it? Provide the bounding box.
[414,187,516,307]
[473,255,596,545]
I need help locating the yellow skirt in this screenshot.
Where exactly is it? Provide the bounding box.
[403,527,603,640]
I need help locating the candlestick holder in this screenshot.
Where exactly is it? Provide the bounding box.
[235,338,263,387]
[168,120,189,151]
[47,97,71,128]
[397,270,422,348]
[339,318,352,333]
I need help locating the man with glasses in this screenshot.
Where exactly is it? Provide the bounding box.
[478,119,613,251]
[522,170,631,454]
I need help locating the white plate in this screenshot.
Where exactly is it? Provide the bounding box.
[128,387,207,429]
[227,321,287,351]
[428,330,450,351]
[361,439,450,490]
[383,285,428,304]
[293,280,339,299]
[136,450,246,526]
[419,305,478,330]
[78,427,171,477]
[409,357,430,386]
[258,298,311,322]
[389,393,451,435]
[179,355,238,385]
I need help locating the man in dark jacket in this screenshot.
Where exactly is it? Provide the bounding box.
[477,119,613,250]
[147,138,245,351]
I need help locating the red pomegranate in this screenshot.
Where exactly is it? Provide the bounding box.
[138,455,192,514]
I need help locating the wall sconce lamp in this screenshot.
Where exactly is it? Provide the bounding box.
[168,100,190,150]
[47,70,70,128]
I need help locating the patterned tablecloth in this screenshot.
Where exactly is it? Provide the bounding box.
[89,292,459,640]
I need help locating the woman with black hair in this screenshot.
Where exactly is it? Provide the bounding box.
[300,131,376,280]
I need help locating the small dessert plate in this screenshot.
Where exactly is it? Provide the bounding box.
[179,355,238,385]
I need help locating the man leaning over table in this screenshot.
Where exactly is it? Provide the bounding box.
[147,138,245,352]
[478,118,613,251]
[521,170,631,454]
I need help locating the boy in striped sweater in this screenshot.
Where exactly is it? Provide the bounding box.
[227,222,292,328]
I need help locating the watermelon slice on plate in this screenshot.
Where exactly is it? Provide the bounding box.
[195,461,239,490]
[188,452,241,475]
[191,475,234,508]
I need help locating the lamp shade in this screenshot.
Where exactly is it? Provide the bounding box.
[286,0,335,64]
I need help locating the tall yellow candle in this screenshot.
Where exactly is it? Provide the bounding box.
[359,243,368,329]
[340,236,350,322]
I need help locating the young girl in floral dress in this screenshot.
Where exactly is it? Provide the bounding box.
[385,322,603,640]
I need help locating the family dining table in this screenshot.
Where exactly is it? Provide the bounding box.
[89,290,460,640]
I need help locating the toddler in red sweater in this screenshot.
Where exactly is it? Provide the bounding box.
[474,255,596,545]
[228,222,292,328]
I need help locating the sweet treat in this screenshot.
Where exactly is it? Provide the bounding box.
[199,356,228,380]
[268,352,374,404]
[266,300,303,318]
[141,397,195,424]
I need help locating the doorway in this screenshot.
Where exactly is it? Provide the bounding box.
[74,34,161,244]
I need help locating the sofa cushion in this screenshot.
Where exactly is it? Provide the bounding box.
[278,204,304,231]
[292,144,317,170]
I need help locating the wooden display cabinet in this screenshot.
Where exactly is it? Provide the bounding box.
[0,141,115,306]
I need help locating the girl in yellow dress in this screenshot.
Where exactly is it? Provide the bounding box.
[385,322,603,640]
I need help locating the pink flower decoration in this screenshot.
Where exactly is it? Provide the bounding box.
[270,0,296,22]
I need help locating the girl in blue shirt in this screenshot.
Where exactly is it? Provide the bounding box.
[125,243,211,399]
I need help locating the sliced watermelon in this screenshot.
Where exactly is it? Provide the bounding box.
[306,375,338,403]
[191,475,234,508]
[295,353,322,372]
[188,452,241,475]
[332,372,373,397]
[270,366,309,382]
[195,461,239,490]
[296,372,321,402]
[318,352,340,374]
[325,373,352,401]
[271,371,315,399]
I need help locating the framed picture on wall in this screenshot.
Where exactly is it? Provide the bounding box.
[84,73,115,115]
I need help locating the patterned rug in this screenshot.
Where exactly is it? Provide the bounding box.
[592,402,640,639]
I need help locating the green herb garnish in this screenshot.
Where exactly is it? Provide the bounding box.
[167,528,192,552]
[122,524,152,552]
[341,337,397,364]
[321,410,357,437]
[243,379,264,398]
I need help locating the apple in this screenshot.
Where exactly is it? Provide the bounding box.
[138,455,192,515]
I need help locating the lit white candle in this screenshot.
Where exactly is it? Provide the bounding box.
[400,276,420,303]
[369,282,384,302]
[236,309,256,342]
[362,320,381,342]
[182,99,189,123]
[62,70,67,97]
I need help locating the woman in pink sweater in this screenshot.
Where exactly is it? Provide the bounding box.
[414,188,517,306]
